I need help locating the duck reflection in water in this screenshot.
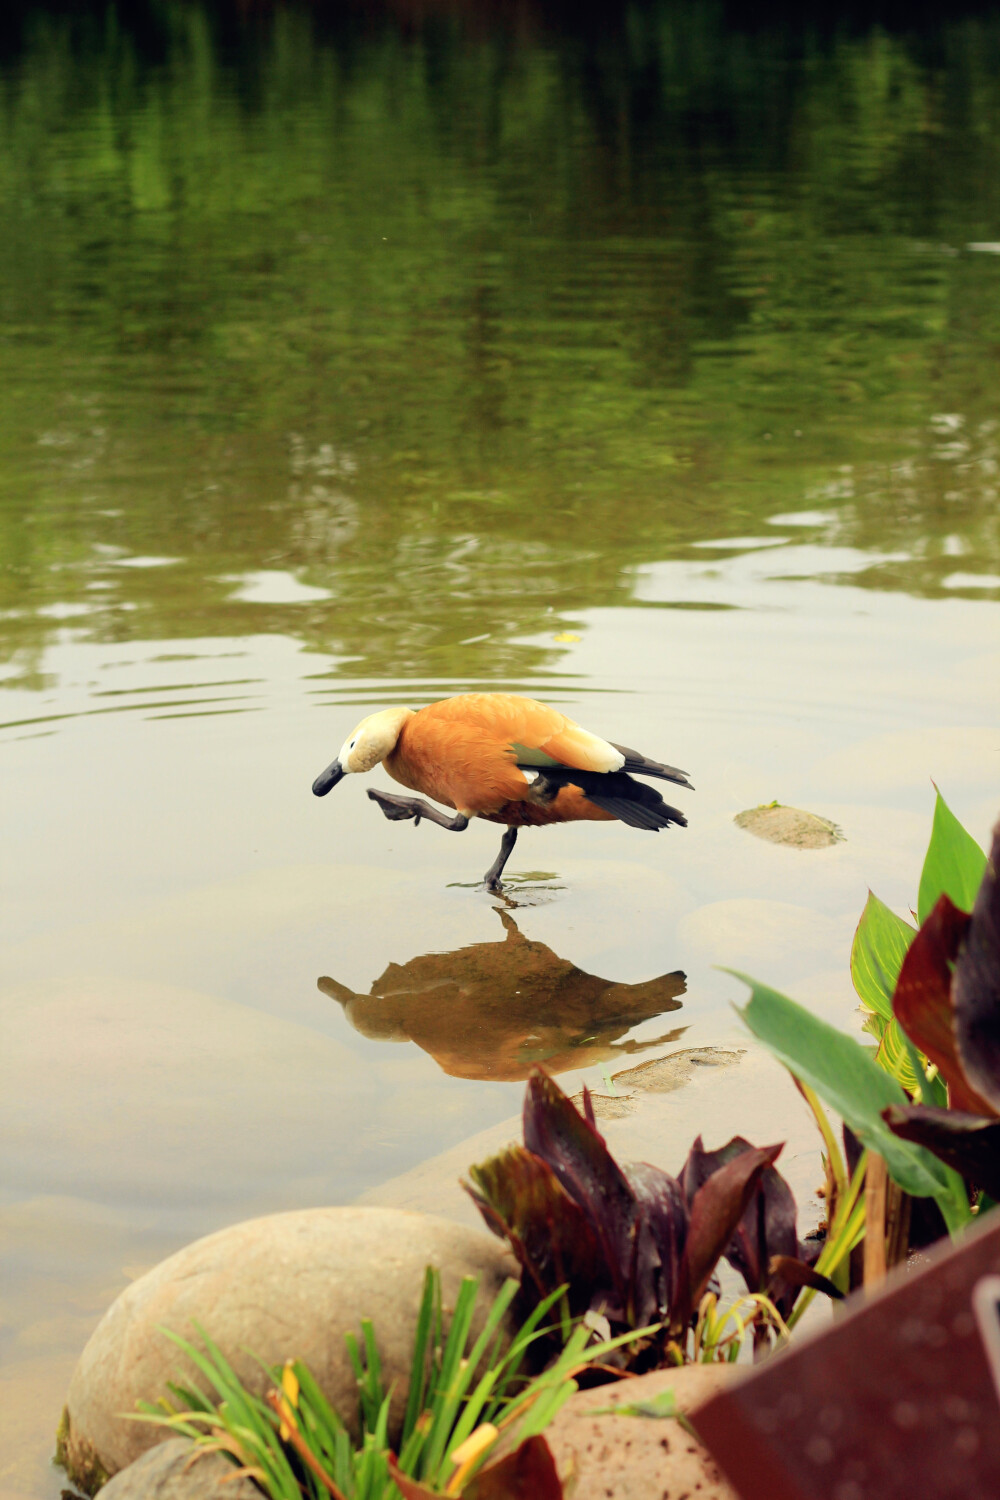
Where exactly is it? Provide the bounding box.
[318,909,686,1082]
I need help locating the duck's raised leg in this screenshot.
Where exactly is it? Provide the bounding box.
[483,827,518,893]
[367,787,469,831]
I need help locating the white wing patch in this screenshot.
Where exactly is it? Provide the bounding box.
[569,729,626,773]
[511,730,625,775]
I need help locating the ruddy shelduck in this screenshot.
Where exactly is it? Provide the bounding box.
[312,692,692,891]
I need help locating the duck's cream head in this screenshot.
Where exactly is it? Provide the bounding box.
[312,707,413,795]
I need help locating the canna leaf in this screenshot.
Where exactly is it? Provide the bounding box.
[917,786,987,926]
[953,820,1000,1114]
[679,1136,797,1311]
[386,1459,441,1500]
[874,1016,922,1094]
[670,1141,782,1333]
[883,1105,1000,1200]
[767,1255,844,1301]
[522,1070,637,1308]
[623,1161,688,1323]
[892,894,992,1114]
[852,892,916,1020]
[464,1144,609,1314]
[862,1010,887,1042]
[733,971,954,1200]
[462,1435,563,1499]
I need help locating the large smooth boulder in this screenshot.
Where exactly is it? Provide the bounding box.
[541,1364,740,1499]
[61,1206,516,1494]
[97,1439,261,1498]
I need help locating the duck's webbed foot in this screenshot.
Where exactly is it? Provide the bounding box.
[367,787,469,832]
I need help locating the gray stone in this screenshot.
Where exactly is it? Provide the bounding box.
[734,803,843,848]
[61,1206,516,1493]
[541,1364,740,1499]
[97,1438,261,1498]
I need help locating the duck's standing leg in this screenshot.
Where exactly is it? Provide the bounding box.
[483,827,518,893]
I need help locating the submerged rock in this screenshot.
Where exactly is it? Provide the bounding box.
[734,802,843,849]
[576,1091,637,1120]
[613,1046,745,1095]
[541,1364,740,1499]
[97,1438,260,1497]
[573,1046,746,1118]
[60,1206,515,1494]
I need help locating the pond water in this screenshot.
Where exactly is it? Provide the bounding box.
[2,3,1000,1494]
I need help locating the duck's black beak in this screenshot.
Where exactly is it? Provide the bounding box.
[312,759,345,796]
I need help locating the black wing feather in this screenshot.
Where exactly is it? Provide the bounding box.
[611,743,694,791]
[521,766,687,832]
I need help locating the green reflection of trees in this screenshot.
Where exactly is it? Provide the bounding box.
[1,3,999,686]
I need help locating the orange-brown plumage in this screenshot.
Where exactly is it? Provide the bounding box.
[385,694,618,822]
[312,692,691,891]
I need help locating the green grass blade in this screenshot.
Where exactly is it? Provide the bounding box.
[402,1266,436,1444]
[435,1276,480,1398]
[461,1277,519,1381]
[438,1367,501,1458]
[419,1278,483,1481]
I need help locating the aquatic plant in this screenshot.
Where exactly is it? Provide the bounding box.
[137,1266,648,1499]
[464,1070,840,1368]
[852,786,988,1095]
[736,796,1000,1265]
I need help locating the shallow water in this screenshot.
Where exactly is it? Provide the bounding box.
[2,4,1000,1495]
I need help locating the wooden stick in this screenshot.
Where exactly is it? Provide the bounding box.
[863,1153,888,1288]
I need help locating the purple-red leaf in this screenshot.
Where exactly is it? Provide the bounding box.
[623,1161,689,1322]
[522,1070,638,1305]
[580,1084,598,1131]
[883,1104,1000,1200]
[767,1254,844,1301]
[954,820,1000,1114]
[386,1461,441,1500]
[892,894,992,1114]
[842,1120,864,1179]
[679,1136,797,1307]
[670,1142,783,1332]
[463,1436,563,1500]
[463,1145,608,1311]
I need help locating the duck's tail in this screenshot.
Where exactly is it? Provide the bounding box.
[610,743,694,791]
[529,766,687,831]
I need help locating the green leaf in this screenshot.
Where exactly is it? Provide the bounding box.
[861,1011,886,1042]
[918,787,987,925]
[874,1016,922,1093]
[730,972,952,1201]
[584,1386,698,1436]
[851,892,916,1019]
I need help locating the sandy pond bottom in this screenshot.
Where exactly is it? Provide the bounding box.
[2,568,999,1498]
